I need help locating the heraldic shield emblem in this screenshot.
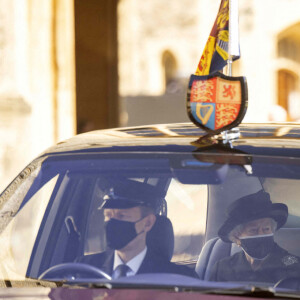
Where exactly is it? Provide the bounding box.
[187,72,248,134]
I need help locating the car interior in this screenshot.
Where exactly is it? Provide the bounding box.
[0,152,300,286]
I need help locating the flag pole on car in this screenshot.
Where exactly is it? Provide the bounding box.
[227,0,240,77]
[186,0,248,142]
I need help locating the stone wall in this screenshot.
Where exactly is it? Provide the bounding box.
[0,0,76,190]
[118,0,300,124]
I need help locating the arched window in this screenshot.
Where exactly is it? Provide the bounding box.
[162,50,178,93]
[278,70,300,120]
[278,37,300,63]
[277,24,300,120]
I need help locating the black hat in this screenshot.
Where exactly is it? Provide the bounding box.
[218,190,288,243]
[99,179,162,210]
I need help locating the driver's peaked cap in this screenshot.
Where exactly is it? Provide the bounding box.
[99,179,163,210]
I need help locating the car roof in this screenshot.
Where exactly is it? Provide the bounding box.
[40,122,300,158]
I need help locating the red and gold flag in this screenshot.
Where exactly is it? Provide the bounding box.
[195,0,239,76]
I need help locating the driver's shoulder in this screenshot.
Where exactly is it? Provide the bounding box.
[141,249,197,277]
[168,261,198,278]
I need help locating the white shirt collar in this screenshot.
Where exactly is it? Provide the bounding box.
[113,247,147,276]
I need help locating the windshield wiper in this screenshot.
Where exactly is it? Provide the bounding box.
[90,282,208,293]
[90,282,300,299]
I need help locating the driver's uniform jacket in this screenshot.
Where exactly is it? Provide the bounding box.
[78,248,197,278]
[209,243,300,283]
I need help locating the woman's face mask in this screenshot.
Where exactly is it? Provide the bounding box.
[239,233,275,260]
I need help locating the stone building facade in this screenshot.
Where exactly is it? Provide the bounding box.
[0,0,119,189]
[118,0,300,124]
[0,0,76,189]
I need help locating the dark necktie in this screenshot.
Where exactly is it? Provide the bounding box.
[113,264,131,279]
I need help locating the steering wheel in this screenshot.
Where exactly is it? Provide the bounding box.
[38,262,111,282]
[274,276,300,290]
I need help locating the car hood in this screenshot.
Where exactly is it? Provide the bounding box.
[0,287,276,300]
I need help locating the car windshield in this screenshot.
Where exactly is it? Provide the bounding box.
[0,151,300,293]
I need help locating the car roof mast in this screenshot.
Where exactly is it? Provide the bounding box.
[186,0,247,146]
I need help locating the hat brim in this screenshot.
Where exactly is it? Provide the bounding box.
[99,179,163,210]
[218,203,288,243]
[99,199,148,209]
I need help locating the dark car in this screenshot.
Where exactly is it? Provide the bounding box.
[0,122,300,299]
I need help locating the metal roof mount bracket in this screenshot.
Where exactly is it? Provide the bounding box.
[195,127,240,147]
[215,128,240,144]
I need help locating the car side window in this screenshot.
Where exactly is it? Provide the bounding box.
[0,175,58,279]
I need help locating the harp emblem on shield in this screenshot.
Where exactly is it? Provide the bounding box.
[196,104,214,125]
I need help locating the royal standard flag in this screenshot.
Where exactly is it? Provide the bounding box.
[195,0,240,75]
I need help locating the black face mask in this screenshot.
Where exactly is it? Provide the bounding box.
[240,234,275,260]
[105,218,144,250]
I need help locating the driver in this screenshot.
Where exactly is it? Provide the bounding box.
[210,190,300,283]
[78,180,197,279]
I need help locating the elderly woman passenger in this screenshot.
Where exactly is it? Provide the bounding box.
[210,190,300,284]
